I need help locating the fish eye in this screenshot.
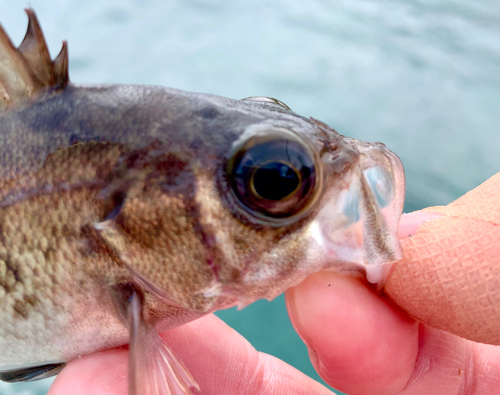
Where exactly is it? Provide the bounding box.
[226,128,319,220]
[241,96,291,111]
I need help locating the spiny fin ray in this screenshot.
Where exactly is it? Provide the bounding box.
[53,41,69,89]
[0,8,69,108]
[18,8,56,88]
[0,23,35,104]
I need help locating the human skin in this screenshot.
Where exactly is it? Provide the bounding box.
[49,173,500,395]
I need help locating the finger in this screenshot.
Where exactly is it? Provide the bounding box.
[49,314,333,395]
[401,325,500,395]
[424,171,500,225]
[386,172,500,345]
[48,348,128,395]
[286,270,500,395]
[286,271,418,395]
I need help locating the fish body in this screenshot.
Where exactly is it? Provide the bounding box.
[0,10,405,395]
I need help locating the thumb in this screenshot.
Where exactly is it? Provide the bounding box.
[385,172,500,345]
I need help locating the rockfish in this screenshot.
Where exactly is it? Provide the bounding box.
[0,10,405,395]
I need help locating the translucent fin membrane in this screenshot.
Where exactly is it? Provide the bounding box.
[128,291,200,395]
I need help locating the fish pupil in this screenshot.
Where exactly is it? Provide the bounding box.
[252,162,299,200]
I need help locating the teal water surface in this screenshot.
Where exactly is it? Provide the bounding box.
[0,0,499,394]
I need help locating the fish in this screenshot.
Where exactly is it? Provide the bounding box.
[0,9,405,395]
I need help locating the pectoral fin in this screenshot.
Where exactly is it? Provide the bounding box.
[112,284,200,395]
[0,362,66,382]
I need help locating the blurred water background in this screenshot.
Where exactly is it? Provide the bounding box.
[0,0,499,394]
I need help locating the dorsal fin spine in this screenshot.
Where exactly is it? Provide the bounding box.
[0,24,36,105]
[0,8,70,107]
[18,8,57,88]
[52,41,69,90]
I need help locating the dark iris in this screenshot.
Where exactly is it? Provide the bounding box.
[227,130,318,220]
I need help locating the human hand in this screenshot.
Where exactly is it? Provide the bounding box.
[48,313,334,395]
[286,172,500,395]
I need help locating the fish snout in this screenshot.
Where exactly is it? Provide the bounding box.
[314,141,405,284]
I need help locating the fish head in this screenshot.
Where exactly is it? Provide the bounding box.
[94,94,405,313]
[0,7,404,315]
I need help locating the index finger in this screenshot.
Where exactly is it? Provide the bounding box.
[386,172,500,344]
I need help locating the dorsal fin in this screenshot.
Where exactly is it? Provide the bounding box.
[0,8,69,108]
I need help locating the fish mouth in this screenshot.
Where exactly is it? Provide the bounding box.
[314,141,405,284]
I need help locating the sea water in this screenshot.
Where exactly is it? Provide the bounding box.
[0,0,499,394]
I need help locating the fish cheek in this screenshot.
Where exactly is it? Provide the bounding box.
[203,195,311,303]
[228,223,311,299]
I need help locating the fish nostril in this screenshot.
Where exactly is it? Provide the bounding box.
[198,106,219,120]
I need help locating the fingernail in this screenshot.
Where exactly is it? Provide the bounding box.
[398,211,443,244]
